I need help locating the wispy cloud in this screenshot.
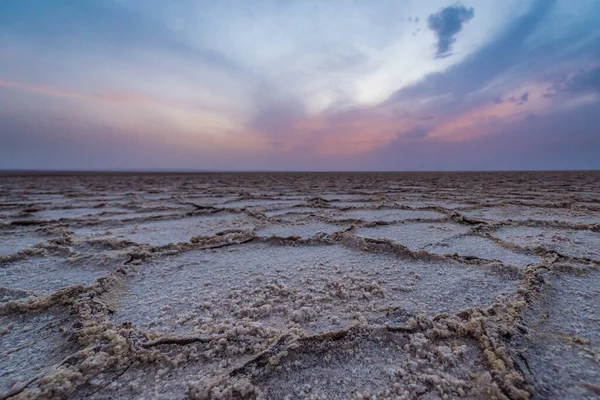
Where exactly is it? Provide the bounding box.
[0,78,156,106]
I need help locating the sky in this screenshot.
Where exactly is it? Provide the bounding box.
[1,0,599,171]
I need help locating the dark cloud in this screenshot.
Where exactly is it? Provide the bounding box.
[509,92,529,105]
[494,97,504,104]
[401,16,419,24]
[565,67,600,93]
[542,67,600,97]
[427,5,475,58]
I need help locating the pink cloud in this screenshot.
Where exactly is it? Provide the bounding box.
[0,78,157,106]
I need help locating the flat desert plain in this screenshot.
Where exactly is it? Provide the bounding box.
[1,171,599,399]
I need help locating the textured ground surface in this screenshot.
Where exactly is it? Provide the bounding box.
[1,171,599,399]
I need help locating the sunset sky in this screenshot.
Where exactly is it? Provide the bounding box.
[1,0,599,170]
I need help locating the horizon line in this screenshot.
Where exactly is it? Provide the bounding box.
[1,168,599,176]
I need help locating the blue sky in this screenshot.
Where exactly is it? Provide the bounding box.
[1,0,599,170]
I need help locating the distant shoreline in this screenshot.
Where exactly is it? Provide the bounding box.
[0,169,598,177]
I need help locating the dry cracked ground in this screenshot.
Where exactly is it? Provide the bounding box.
[1,171,599,400]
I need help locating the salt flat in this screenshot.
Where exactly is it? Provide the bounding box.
[1,171,599,399]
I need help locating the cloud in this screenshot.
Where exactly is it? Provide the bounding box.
[427,4,475,58]
[390,0,558,102]
[542,67,600,97]
[0,109,265,170]
[0,78,158,106]
[509,91,529,105]
[525,113,538,121]
[565,67,600,93]
[415,115,435,121]
[363,101,600,171]
[2,0,599,171]
[0,0,256,85]
[401,126,429,138]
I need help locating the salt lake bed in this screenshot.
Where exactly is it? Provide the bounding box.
[1,171,599,399]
